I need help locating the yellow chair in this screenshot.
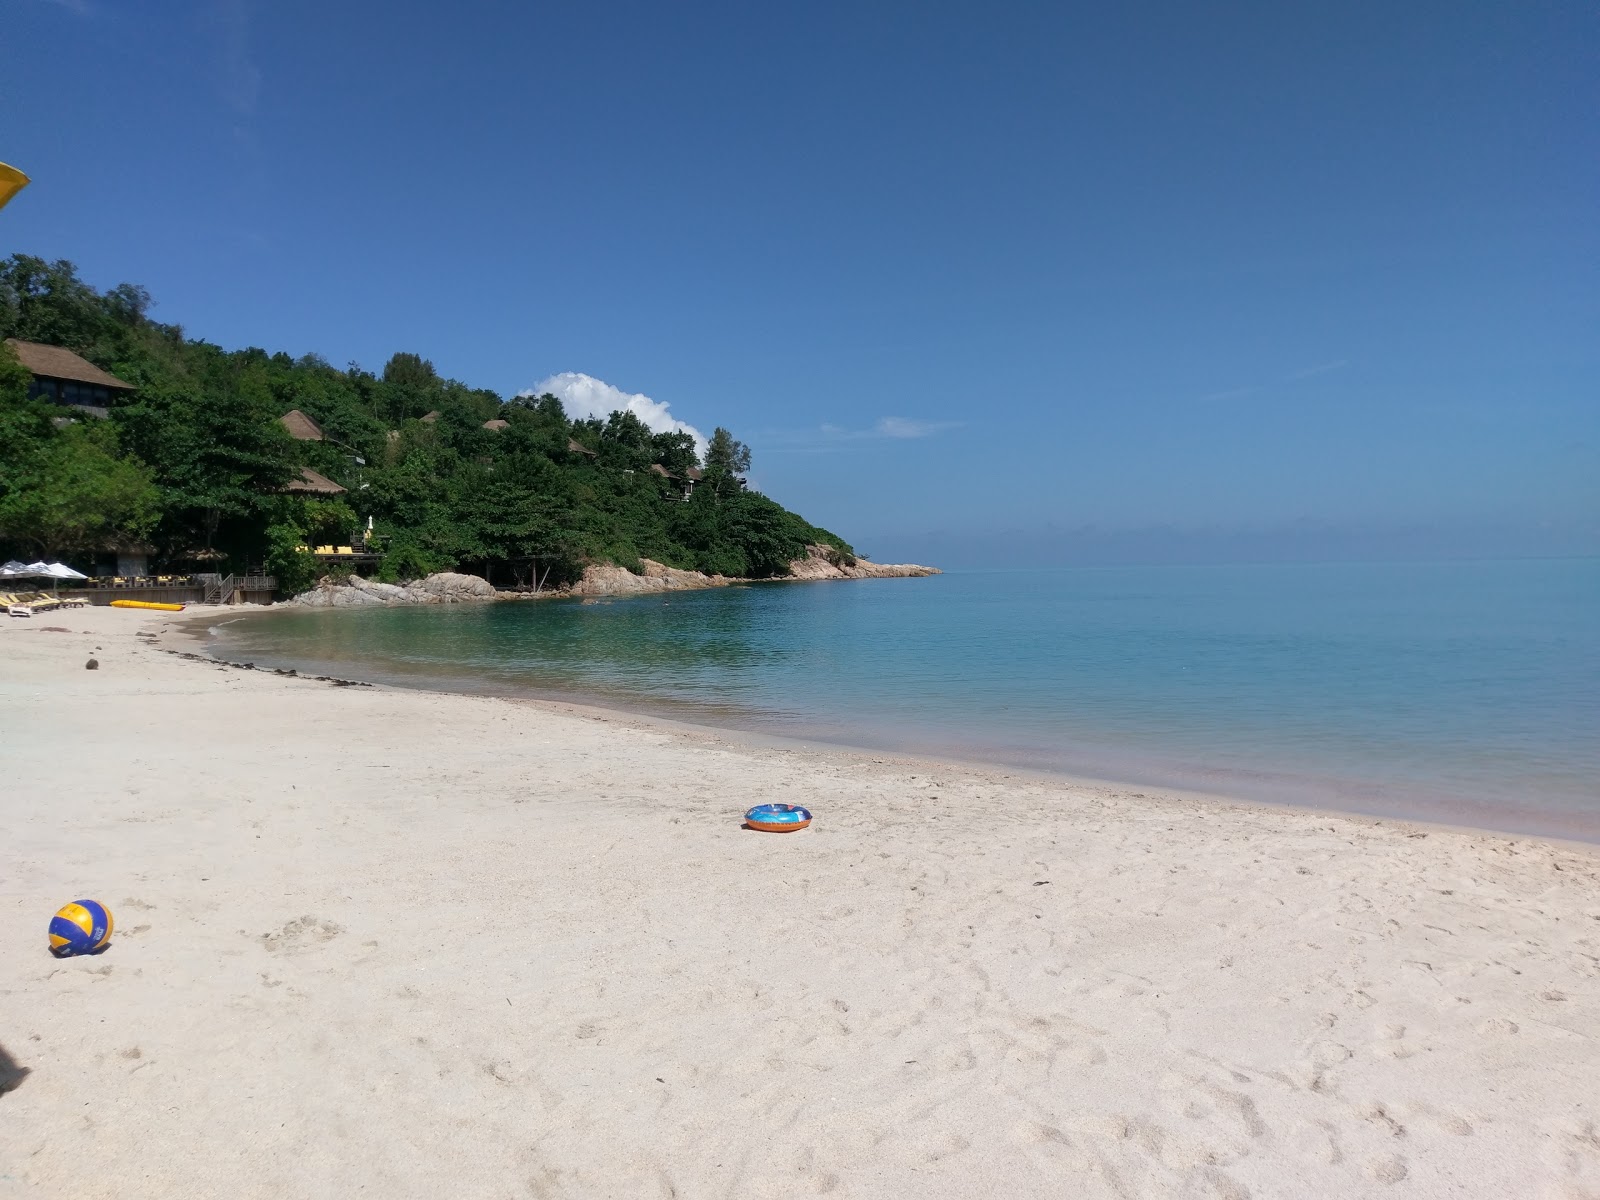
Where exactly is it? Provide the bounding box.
[3,591,58,613]
[336,546,354,556]
[314,545,335,555]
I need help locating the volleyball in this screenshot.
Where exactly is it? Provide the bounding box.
[49,900,113,958]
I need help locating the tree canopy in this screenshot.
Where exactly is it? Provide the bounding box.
[0,254,852,588]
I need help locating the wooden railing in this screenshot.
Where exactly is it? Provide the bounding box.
[198,573,235,604]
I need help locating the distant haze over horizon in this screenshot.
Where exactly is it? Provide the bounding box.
[7,2,1594,563]
[853,521,1600,571]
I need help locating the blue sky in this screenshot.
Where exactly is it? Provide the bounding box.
[5,0,1596,564]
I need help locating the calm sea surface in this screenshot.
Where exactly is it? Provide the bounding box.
[207,560,1600,840]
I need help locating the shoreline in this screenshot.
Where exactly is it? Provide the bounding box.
[179,604,1600,848]
[3,606,1598,1197]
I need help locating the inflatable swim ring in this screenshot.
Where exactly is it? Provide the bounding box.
[745,803,812,833]
[110,600,186,611]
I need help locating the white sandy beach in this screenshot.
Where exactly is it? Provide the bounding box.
[2,606,1598,1199]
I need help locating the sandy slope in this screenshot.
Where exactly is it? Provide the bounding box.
[1,607,1597,1199]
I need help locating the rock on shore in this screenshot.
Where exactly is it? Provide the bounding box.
[287,572,499,608]
[565,547,938,597]
[564,559,735,597]
[286,548,939,607]
[784,544,942,581]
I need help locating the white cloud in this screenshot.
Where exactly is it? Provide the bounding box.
[874,416,961,439]
[521,372,707,457]
[1286,359,1348,381]
[808,417,962,440]
[755,417,963,452]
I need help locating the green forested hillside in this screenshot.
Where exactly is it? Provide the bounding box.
[0,255,851,592]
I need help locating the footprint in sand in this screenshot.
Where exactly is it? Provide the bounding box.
[1367,1153,1409,1183]
[257,916,343,955]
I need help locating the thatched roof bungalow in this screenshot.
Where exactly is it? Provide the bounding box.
[279,409,326,441]
[5,338,133,416]
[281,467,347,496]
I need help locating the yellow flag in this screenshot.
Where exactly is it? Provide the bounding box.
[0,162,31,211]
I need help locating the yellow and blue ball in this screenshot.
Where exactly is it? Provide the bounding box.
[49,900,113,958]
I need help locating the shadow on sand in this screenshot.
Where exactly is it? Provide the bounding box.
[0,1042,30,1096]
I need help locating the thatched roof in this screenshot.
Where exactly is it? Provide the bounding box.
[648,463,702,481]
[281,467,347,495]
[483,418,509,431]
[419,410,441,423]
[567,437,597,456]
[5,338,133,389]
[279,409,325,441]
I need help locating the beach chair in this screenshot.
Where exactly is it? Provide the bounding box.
[2,591,55,616]
[336,546,355,556]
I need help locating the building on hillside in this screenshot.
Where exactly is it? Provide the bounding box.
[5,338,134,417]
[483,418,509,431]
[567,438,597,457]
[649,463,702,501]
[279,409,326,441]
[281,467,347,496]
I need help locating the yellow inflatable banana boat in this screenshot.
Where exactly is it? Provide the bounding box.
[109,599,186,612]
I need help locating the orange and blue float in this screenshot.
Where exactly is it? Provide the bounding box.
[745,803,812,833]
[49,899,113,957]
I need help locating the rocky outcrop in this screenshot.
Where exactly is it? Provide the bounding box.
[561,547,939,597]
[287,571,499,608]
[285,552,938,606]
[565,559,734,597]
[783,545,941,580]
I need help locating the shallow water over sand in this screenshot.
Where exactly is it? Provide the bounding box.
[209,559,1600,840]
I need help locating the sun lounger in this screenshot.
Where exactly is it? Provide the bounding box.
[2,591,57,616]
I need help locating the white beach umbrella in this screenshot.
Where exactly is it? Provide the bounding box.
[0,562,87,580]
[0,561,88,595]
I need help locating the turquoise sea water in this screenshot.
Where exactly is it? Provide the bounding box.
[207,559,1600,840]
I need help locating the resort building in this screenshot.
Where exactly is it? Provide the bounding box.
[649,463,703,501]
[281,467,347,496]
[5,337,134,417]
[279,409,327,441]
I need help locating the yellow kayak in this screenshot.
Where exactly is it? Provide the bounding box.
[109,599,186,612]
